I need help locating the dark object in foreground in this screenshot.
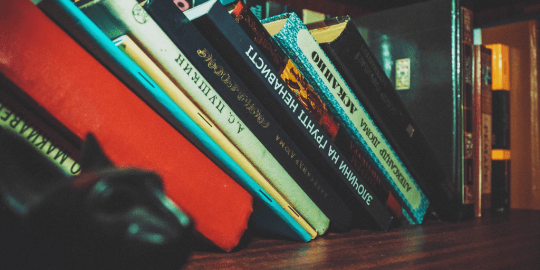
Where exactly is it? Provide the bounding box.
[0,129,192,270]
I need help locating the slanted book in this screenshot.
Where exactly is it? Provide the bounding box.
[185,0,394,231]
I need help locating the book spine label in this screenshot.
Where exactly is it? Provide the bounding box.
[0,101,81,175]
[273,17,427,223]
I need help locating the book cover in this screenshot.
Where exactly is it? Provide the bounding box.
[229,1,404,222]
[354,0,476,220]
[185,0,394,231]
[473,45,493,217]
[262,12,428,224]
[305,17,463,222]
[142,0,346,234]
[1,0,253,252]
[485,43,511,213]
[80,0,332,237]
[113,34,315,241]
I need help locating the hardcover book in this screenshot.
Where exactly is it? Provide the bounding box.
[1,0,253,252]
[185,0,394,231]
[142,0,352,234]
[354,0,477,220]
[75,0,324,238]
[473,45,493,217]
[113,34,316,240]
[306,16,465,222]
[262,12,428,224]
[228,1,404,222]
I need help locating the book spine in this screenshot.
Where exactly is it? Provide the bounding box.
[185,0,393,231]
[479,47,493,214]
[472,45,490,217]
[231,2,405,221]
[114,34,315,240]
[8,0,253,252]
[264,13,428,224]
[139,0,335,234]
[473,45,493,216]
[461,6,475,209]
[0,89,81,176]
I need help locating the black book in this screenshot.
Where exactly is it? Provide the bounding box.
[354,0,476,220]
[306,17,464,222]
[141,0,354,232]
[184,0,394,231]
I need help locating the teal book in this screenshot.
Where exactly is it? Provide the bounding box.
[37,0,312,244]
[262,13,429,224]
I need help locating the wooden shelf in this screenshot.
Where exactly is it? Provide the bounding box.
[183,210,540,269]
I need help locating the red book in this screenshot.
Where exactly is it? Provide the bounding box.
[0,0,252,252]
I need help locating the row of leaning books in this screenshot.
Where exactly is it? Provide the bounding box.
[0,0,466,254]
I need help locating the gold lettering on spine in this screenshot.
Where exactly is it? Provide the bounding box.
[197,48,269,128]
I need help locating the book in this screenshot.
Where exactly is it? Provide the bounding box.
[228,1,404,222]
[305,16,463,222]
[141,0,347,234]
[113,34,316,241]
[354,0,477,220]
[0,74,81,176]
[185,0,394,231]
[485,43,511,214]
[263,13,428,224]
[473,45,493,217]
[1,0,253,252]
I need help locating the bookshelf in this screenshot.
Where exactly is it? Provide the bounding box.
[184,210,540,269]
[2,0,539,268]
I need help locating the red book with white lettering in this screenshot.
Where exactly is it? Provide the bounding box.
[0,0,252,252]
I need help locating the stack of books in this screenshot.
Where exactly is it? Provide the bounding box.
[0,0,493,263]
